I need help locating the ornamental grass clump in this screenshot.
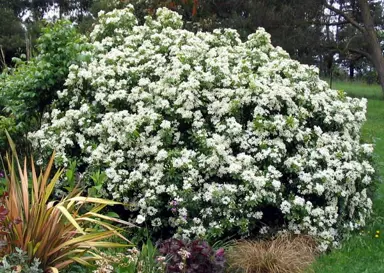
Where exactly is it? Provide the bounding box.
[0,134,132,272]
[226,235,317,273]
[30,5,374,250]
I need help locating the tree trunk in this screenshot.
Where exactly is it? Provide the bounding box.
[358,0,384,93]
[349,62,354,80]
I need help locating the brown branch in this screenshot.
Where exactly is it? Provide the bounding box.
[348,48,372,60]
[0,46,6,69]
[345,33,364,50]
[322,44,371,60]
[303,20,350,26]
[322,1,365,33]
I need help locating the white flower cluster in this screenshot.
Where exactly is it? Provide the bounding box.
[29,6,374,250]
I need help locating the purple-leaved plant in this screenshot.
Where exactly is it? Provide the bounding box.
[158,238,226,273]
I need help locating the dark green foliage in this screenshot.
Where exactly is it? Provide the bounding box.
[124,0,324,66]
[0,8,25,69]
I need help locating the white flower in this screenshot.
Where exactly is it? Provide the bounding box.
[315,183,325,195]
[280,200,291,214]
[272,180,281,190]
[136,215,146,224]
[160,120,171,129]
[293,196,305,207]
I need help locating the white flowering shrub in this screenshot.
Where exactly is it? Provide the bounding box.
[30,6,375,250]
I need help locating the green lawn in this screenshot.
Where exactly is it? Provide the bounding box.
[311,80,384,273]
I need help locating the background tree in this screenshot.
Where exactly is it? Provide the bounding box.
[322,0,384,92]
[0,2,26,69]
[2,0,384,90]
[0,20,89,154]
[122,0,324,66]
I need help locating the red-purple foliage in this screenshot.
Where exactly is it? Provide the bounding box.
[158,238,225,273]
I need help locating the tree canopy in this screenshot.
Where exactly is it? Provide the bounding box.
[1,0,384,91]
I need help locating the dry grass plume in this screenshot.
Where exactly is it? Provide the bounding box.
[226,234,318,273]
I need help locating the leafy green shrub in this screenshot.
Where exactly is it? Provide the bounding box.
[0,20,90,154]
[0,248,43,273]
[30,6,374,250]
[0,116,16,150]
[115,240,165,273]
[70,240,165,273]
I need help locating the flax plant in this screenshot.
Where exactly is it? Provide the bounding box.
[0,133,133,272]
